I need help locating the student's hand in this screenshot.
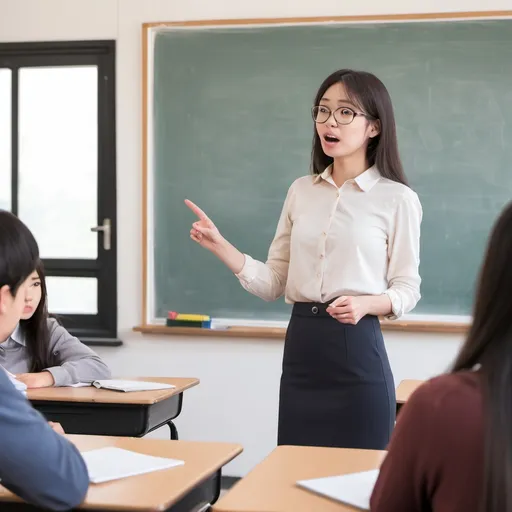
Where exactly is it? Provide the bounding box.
[185,199,224,251]
[49,422,65,435]
[327,296,369,325]
[15,371,55,388]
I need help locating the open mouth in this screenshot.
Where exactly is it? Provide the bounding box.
[323,134,340,143]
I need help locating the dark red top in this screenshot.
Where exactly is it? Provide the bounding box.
[371,371,484,512]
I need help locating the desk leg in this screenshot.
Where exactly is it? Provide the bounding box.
[167,420,179,440]
[168,469,221,511]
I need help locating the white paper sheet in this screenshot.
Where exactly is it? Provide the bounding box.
[297,469,379,510]
[81,447,184,484]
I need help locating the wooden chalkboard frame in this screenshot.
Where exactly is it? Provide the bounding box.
[139,10,512,337]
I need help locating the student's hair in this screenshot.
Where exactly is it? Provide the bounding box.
[451,201,512,512]
[19,260,57,372]
[310,69,408,186]
[0,210,39,295]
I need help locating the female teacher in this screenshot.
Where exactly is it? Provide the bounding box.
[185,69,422,450]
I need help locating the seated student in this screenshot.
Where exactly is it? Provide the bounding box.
[0,210,89,510]
[0,261,111,388]
[370,201,512,512]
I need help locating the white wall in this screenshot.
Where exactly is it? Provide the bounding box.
[2,0,506,475]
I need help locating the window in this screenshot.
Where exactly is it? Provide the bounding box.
[0,41,118,344]
[0,69,11,211]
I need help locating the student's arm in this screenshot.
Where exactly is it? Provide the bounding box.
[44,319,112,386]
[232,184,293,301]
[0,370,89,510]
[383,189,423,320]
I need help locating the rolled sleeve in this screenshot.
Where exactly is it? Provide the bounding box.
[384,191,422,320]
[383,288,405,320]
[235,254,259,285]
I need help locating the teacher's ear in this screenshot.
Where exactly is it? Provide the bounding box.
[369,119,381,138]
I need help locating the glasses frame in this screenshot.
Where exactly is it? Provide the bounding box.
[311,105,372,125]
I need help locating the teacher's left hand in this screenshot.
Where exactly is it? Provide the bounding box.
[327,296,368,325]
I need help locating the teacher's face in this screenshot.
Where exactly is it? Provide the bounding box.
[315,82,378,160]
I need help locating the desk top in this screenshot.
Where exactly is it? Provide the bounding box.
[0,435,242,511]
[396,379,424,404]
[213,445,385,512]
[27,377,199,405]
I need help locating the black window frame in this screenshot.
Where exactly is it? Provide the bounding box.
[0,40,120,346]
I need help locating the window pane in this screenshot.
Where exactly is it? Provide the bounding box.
[18,66,98,259]
[0,69,11,211]
[46,276,98,315]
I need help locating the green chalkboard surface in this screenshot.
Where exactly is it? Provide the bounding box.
[152,19,512,321]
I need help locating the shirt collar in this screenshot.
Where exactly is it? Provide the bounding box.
[9,323,26,346]
[313,164,381,192]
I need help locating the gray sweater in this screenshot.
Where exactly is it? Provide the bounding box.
[0,368,89,509]
[0,318,111,386]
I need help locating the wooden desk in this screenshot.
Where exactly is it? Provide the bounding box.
[28,377,199,439]
[396,379,424,414]
[0,434,242,512]
[213,445,385,512]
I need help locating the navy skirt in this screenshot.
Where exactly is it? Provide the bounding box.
[277,302,395,450]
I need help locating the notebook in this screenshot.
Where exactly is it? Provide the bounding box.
[81,447,184,484]
[81,380,175,392]
[297,469,380,511]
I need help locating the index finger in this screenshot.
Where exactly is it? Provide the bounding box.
[329,296,349,308]
[184,199,210,221]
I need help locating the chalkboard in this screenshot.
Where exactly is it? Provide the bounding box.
[150,19,512,322]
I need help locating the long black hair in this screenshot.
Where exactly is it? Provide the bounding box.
[18,260,57,372]
[451,201,512,511]
[310,69,408,186]
[0,210,39,297]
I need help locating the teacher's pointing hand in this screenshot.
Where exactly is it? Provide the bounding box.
[184,199,224,251]
[184,199,245,274]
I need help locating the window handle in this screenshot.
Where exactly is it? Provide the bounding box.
[91,218,111,251]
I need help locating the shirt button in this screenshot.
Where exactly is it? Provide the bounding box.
[320,254,324,259]
[317,272,321,278]
[322,232,327,236]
